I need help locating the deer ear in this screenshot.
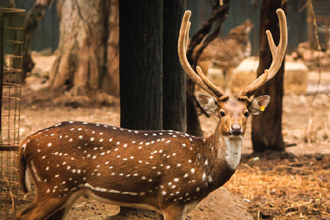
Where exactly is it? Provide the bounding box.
[196,94,218,115]
[248,95,270,115]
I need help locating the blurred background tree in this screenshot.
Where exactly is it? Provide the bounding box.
[252,0,286,152]
[49,0,119,97]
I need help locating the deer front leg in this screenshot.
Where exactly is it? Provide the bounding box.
[162,205,186,220]
[224,67,235,95]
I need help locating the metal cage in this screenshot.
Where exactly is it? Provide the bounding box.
[0,7,25,219]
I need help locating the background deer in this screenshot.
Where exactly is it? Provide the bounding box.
[16,9,287,220]
[196,19,253,94]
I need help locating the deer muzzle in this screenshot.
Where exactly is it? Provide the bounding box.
[230,123,243,136]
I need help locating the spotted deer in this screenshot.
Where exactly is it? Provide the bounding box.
[16,9,287,220]
[196,19,253,94]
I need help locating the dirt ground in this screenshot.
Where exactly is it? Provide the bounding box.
[15,65,330,219]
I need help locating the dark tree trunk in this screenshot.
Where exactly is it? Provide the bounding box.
[186,81,202,135]
[119,0,163,131]
[119,0,163,218]
[163,0,186,132]
[252,0,286,152]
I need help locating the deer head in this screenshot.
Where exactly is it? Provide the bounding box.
[227,19,254,43]
[178,9,287,140]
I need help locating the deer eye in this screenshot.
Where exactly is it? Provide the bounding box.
[220,110,226,117]
[243,111,249,117]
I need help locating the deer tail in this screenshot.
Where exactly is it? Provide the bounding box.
[18,141,30,193]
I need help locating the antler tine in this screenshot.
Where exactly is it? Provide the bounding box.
[178,11,226,98]
[240,9,287,98]
[196,66,226,97]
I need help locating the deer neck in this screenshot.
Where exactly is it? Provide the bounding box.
[202,123,243,189]
[213,123,242,170]
[222,135,242,170]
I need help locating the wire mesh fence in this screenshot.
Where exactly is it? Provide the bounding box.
[0,7,24,219]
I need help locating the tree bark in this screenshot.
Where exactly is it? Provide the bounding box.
[119,0,163,218]
[163,0,186,132]
[251,0,286,152]
[50,0,105,92]
[49,0,119,98]
[119,0,163,130]
[103,0,119,96]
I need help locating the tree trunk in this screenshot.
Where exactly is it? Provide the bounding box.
[186,81,203,136]
[22,0,54,83]
[119,0,163,130]
[103,0,119,96]
[118,0,163,218]
[49,0,119,97]
[251,0,286,152]
[163,0,186,132]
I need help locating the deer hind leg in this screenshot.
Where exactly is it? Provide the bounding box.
[46,196,81,220]
[45,207,69,220]
[16,192,81,220]
[45,191,81,220]
[16,197,66,220]
[156,212,165,220]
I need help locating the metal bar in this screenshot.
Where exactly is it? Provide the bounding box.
[0,10,4,144]
[0,146,19,151]
[0,8,25,17]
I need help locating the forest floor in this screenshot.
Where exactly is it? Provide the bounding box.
[12,55,330,219]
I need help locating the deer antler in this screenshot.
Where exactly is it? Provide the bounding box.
[178,10,227,99]
[239,9,287,98]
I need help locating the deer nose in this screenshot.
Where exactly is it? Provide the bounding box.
[230,124,242,135]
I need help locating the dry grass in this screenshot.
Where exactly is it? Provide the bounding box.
[225,154,330,219]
